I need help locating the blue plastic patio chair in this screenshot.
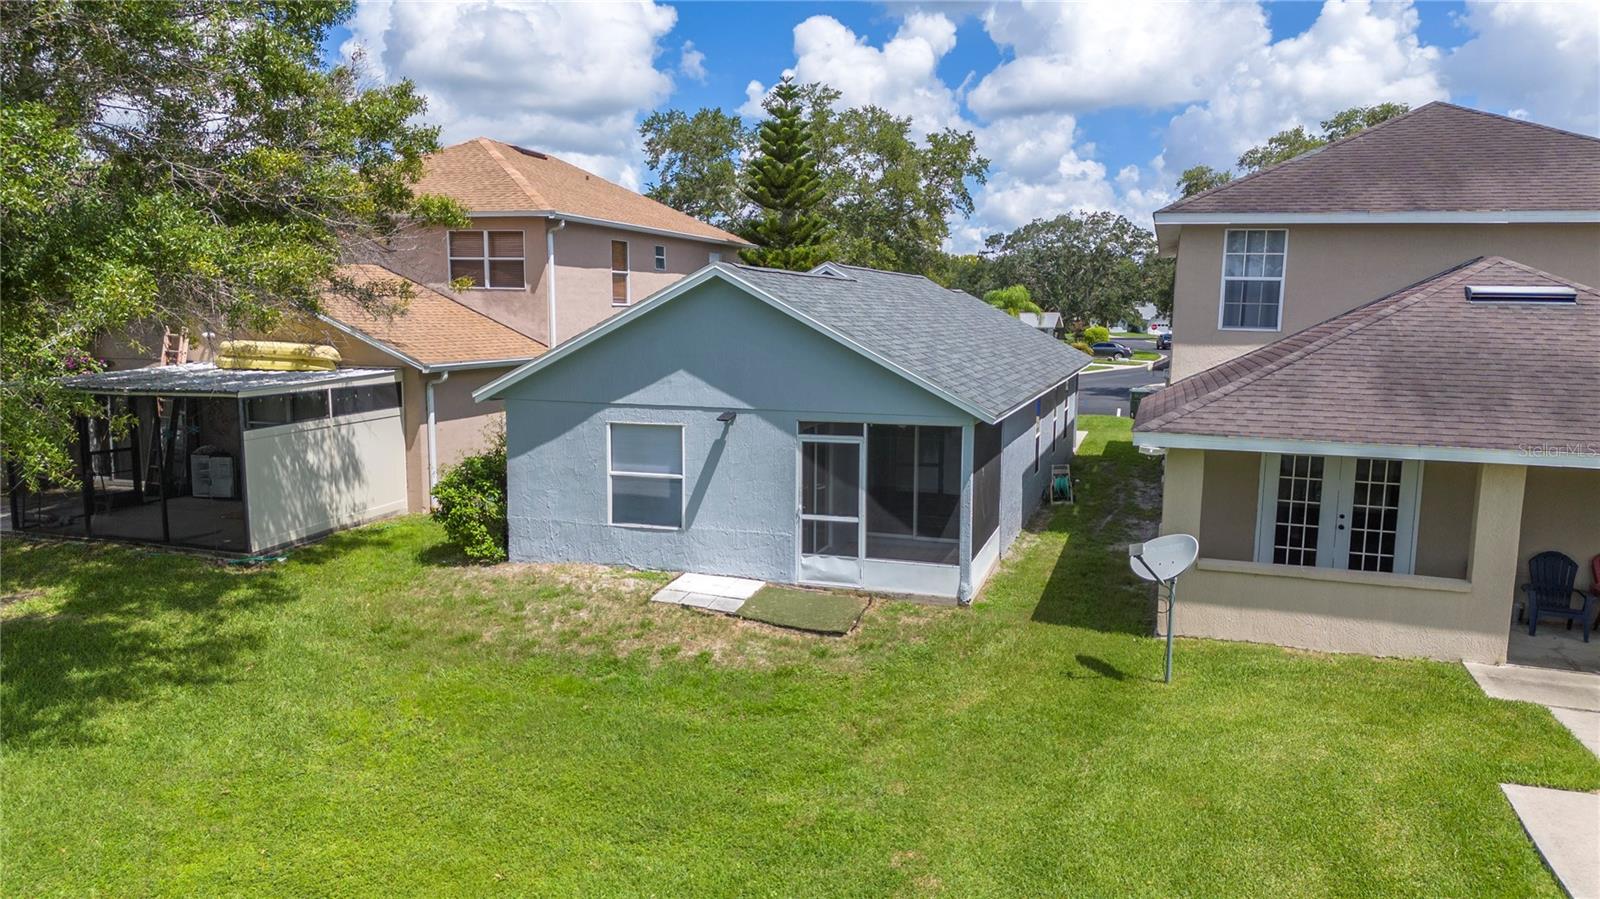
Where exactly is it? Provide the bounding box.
[1520,551,1595,642]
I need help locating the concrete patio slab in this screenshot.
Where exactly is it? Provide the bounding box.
[1551,707,1600,759]
[1501,784,1600,899]
[1508,621,1600,674]
[650,573,765,614]
[1465,662,1600,713]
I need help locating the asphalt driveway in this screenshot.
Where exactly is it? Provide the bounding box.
[1080,337,1168,416]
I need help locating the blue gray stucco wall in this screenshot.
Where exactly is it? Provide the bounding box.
[498,279,972,582]
[993,390,1075,561]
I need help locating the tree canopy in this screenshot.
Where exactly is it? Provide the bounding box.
[640,78,988,274]
[982,285,1040,318]
[1,0,460,487]
[952,212,1171,329]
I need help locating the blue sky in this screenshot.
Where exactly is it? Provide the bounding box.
[326,1,1598,247]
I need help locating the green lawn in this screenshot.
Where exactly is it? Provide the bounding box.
[5,417,1597,896]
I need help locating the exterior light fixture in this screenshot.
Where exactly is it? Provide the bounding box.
[716,411,737,423]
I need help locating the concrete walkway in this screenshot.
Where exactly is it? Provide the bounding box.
[650,572,764,614]
[1501,785,1599,899]
[1467,662,1600,898]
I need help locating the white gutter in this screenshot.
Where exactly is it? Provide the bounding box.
[425,370,450,507]
[546,216,566,346]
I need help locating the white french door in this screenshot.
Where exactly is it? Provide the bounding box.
[798,435,865,585]
[1255,454,1421,574]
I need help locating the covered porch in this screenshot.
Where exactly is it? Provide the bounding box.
[1151,443,1599,666]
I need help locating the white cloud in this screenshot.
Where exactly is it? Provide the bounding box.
[1445,0,1600,135]
[341,0,679,189]
[970,1,1268,117]
[1163,0,1447,171]
[679,40,707,84]
[742,13,966,132]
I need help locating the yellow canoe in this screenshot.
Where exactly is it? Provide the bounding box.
[217,340,340,371]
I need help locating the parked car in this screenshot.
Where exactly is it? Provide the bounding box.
[1156,332,1172,350]
[1091,341,1134,358]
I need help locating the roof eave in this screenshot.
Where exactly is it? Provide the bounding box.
[1151,210,1600,226]
[1131,429,1600,470]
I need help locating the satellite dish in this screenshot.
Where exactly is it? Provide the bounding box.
[1128,533,1199,684]
[1128,534,1199,583]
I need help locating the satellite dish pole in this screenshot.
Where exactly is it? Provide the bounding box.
[1128,534,1200,683]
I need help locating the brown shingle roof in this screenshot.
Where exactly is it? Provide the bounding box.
[1159,102,1600,215]
[1135,257,1600,457]
[320,264,545,369]
[416,138,747,245]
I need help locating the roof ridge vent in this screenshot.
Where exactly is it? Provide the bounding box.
[1465,285,1577,304]
[511,145,548,160]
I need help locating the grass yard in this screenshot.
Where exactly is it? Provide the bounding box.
[5,416,1598,896]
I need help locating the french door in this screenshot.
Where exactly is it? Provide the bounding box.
[798,435,865,585]
[1255,454,1421,574]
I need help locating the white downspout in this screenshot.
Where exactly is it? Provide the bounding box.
[546,217,566,346]
[426,370,450,508]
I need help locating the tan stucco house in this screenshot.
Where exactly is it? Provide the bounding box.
[82,140,748,536]
[1134,257,1599,664]
[1154,102,1600,381]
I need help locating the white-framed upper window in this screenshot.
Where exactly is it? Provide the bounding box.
[1220,229,1286,330]
[448,230,525,289]
[607,422,684,529]
[1253,454,1421,574]
[611,240,630,305]
[708,251,722,264]
[653,245,666,271]
[1033,399,1042,473]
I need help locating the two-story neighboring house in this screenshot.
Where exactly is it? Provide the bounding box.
[1134,103,1600,667]
[68,142,749,552]
[1155,102,1600,380]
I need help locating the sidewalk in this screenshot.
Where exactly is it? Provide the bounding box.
[1467,661,1600,898]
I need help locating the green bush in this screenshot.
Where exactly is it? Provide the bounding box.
[1083,325,1111,344]
[1070,340,1092,354]
[431,429,508,563]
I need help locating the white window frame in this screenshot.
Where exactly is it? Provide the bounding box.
[611,240,631,306]
[446,229,526,290]
[1253,454,1422,575]
[1218,229,1287,332]
[653,244,667,271]
[708,251,722,264]
[606,422,685,530]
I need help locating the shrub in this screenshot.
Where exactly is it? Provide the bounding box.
[1083,325,1111,344]
[1070,340,1092,354]
[431,427,508,563]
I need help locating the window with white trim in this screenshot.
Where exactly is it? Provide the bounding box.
[448,230,525,288]
[653,245,666,271]
[611,240,630,305]
[608,423,683,528]
[1220,229,1286,330]
[1033,399,1042,473]
[708,251,722,263]
[1253,454,1420,574]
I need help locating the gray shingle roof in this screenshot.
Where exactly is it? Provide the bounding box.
[1157,102,1600,216]
[726,262,1090,422]
[60,363,398,397]
[1135,257,1600,460]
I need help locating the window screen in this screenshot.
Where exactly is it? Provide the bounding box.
[245,390,328,430]
[1221,229,1286,329]
[332,383,401,417]
[611,240,630,304]
[609,423,683,528]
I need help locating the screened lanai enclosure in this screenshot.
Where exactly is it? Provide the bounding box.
[797,418,1014,597]
[9,364,408,554]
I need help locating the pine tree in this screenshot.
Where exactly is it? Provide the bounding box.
[738,76,831,270]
